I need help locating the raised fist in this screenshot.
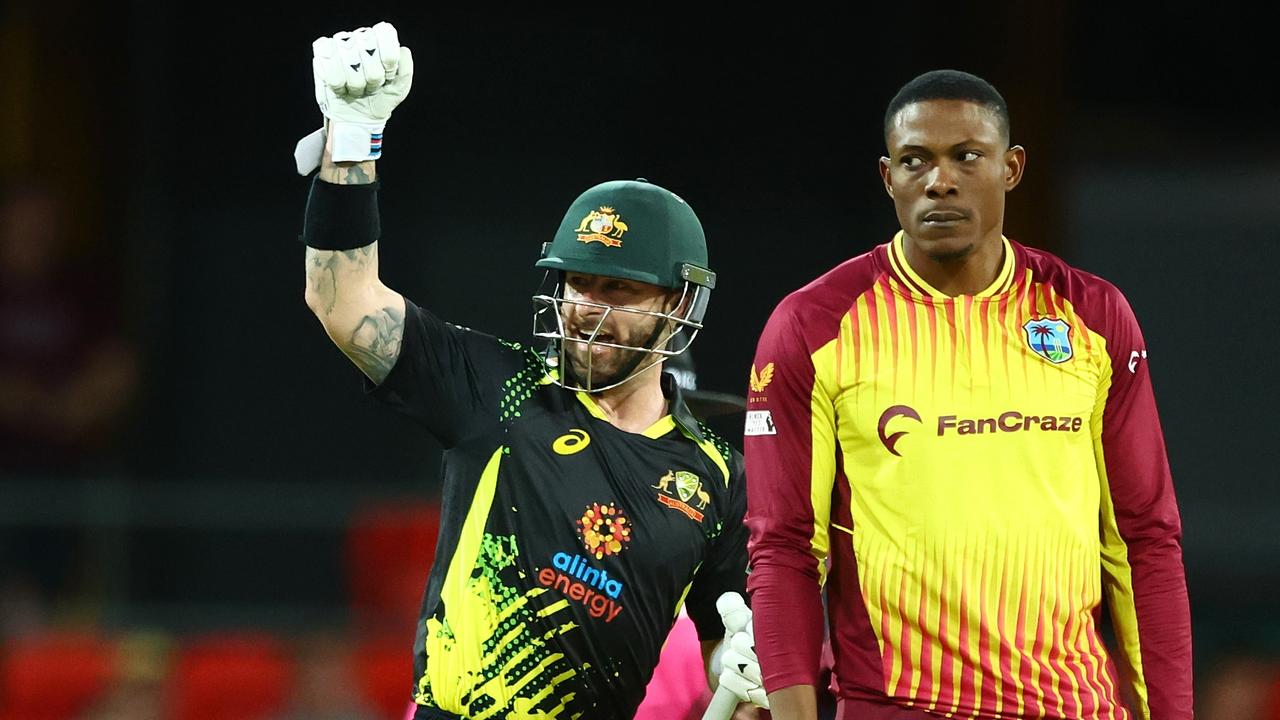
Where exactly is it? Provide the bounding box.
[296,21,413,173]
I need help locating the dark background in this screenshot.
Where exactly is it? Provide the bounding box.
[2,1,1277,716]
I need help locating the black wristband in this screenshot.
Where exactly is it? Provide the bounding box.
[299,176,381,250]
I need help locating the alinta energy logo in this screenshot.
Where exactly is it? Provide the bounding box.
[577,502,633,559]
[535,501,634,623]
[877,405,922,457]
[537,551,626,623]
[878,404,1086,454]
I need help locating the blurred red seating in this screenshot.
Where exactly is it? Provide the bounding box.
[345,500,441,636]
[0,631,116,720]
[1268,668,1280,720]
[352,633,414,720]
[165,632,293,720]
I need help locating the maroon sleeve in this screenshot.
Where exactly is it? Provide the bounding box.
[744,295,832,693]
[1084,283,1193,718]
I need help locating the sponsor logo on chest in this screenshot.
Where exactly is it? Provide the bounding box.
[877,404,1085,455]
[537,551,626,623]
[537,501,633,623]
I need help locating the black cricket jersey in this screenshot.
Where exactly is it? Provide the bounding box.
[368,299,748,720]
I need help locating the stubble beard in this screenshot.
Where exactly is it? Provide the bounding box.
[564,318,662,389]
[565,344,645,388]
[927,242,977,263]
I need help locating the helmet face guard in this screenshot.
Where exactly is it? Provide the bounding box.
[531,269,712,393]
[532,178,716,392]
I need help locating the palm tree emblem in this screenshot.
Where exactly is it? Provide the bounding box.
[1023,318,1073,364]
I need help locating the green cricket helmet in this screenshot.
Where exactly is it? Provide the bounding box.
[532,178,717,393]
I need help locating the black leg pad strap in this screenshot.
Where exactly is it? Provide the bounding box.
[299,177,381,250]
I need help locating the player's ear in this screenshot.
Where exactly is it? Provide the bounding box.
[1004,145,1026,191]
[878,156,894,198]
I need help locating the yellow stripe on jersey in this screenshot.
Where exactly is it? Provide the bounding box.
[672,572,698,619]
[416,447,581,716]
[684,432,730,487]
[419,446,506,712]
[809,340,840,587]
[574,391,611,420]
[641,416,677,439]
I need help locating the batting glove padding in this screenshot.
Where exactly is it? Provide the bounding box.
[296,21,414,174]
[714,592,770,709]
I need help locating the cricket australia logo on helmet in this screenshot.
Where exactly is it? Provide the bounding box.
[575,206,629,247]
[531,179,718,394]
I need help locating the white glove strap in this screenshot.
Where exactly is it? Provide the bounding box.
[330,121,386,163]
[294,127,326,176]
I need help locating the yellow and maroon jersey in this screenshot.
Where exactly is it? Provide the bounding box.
[744,234,1191,720]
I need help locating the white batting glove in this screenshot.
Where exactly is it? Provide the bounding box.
[714,592,770,709]
[295,22,414,174]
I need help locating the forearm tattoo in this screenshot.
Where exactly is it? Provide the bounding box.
[318,159,375,185]
[305,245,375,317]
[346,304,405,384]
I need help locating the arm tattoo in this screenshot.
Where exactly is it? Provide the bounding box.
[346,304,405,384]
[305,245,375,317]
[318,158,376,185]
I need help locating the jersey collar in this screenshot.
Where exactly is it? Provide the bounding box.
[572,372,704,441]
[886,231,1016,299]
[662,371,706,442]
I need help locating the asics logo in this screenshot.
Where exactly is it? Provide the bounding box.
[552,429,591,455]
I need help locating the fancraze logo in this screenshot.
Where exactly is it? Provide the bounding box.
[879,405,1084,454]
[538,551,625,622]
[938,412,1083,435]
[877,405,921,457]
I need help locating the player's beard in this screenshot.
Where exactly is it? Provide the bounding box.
[927,242,976,263]
[563,314,666,390]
